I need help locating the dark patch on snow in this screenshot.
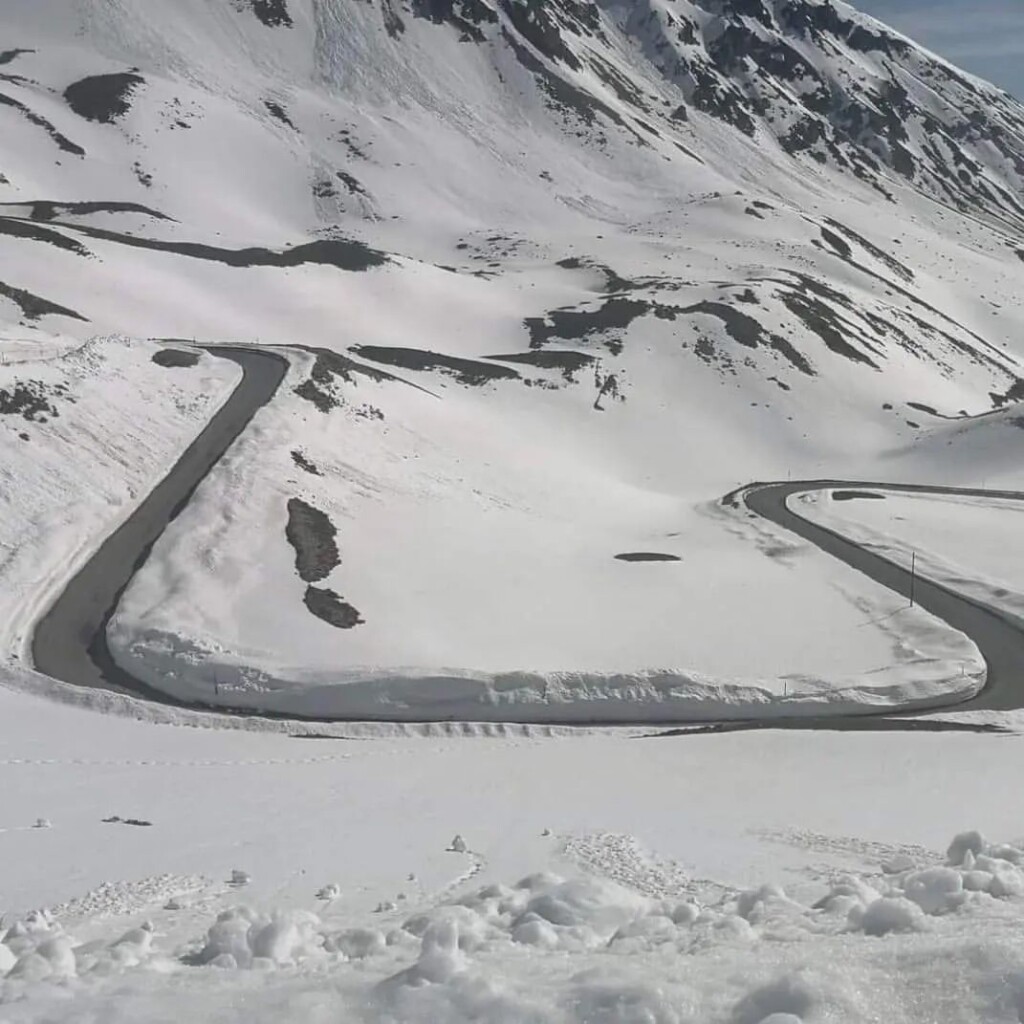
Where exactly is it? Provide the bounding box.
[907,401,937,416]
[337,171,368,196]
[587,52,648,111]
[0,92,84,155]
[239,0,293,28]
[484,349,595,382]
[294,378,338,413]
[500,0,581,69]
[555,257,635,293]
[525,297,658,354]
[304,586,364,629]
[778,282,879,370]
[286,497,340,584]
[0,216,90,256]
[991,380,1024,408]
[823,218,914,283]
[0,200,172,222]
[410,0,497,42]
[0,280,87,322]
[292,347,397,413]
[615,552,681,562]
[502,30,642,145]
[818,225,851,259]
[0,49,34,66]
[682,300,814,376]
[102,816,153,826]
[351,345,521,386]
[152,348,199,368]
[264,100,295,129]
[0,380,65,421]
[64,72,144,123]
[593,368,623,410]
[832,491,885,502]
[46,221,390,271]
[291,450,322,476]
[380,0,406,37]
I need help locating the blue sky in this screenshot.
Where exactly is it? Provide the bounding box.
[854,0,1024,98]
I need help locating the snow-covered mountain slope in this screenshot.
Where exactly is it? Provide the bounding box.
[2,0,1024,701]
[1,0,1023,414]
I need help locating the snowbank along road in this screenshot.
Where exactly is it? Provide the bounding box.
[25,341,1024,725]
[738,482,1024,716]
[32,346,288,710]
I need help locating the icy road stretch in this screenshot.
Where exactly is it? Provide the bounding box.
[30,346,1024,724]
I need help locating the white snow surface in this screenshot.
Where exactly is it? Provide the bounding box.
[0,0,1022,714]
[0,336,239,662]
[3,1,1024,1017]
[4,676,1024,1022]
[793,488,1024,621]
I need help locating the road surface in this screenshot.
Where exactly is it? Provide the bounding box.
[28,348,1024,724]
[32,346,288,710]
[738,481,1024,713]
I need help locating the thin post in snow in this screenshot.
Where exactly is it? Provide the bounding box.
[909,550,917,608]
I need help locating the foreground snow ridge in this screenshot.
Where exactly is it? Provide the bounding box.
[6,830,1024,1021]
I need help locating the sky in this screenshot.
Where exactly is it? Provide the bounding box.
[854,0,1024,99]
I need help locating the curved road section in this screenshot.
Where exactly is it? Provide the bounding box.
[739,481,1024,714]
[27,346,1024,723]
[32,346,288,709]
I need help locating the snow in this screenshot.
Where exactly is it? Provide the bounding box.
[792,488,1024,620]
[3,0,1024,1018]
[5,653,1024,1020]
[0,335,239,664]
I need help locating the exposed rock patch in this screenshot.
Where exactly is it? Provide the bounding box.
[64,72,144,123]
[350,345,521,386]
[304,586,364,629]
[285,498,340,583]
[0,92,84,155]
[0,280,87,322]
[151,349,199,368]
[0,380,65,421]
[291,450,322,475]
[238,0,293,28]
[0,216,91,256]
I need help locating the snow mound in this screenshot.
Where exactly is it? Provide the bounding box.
[7,831,1024,1021]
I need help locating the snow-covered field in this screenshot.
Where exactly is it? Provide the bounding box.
[4,0,1024,1017]
[102,355,984,721]
[0,0,1022,719]
[4,677,1024,1022]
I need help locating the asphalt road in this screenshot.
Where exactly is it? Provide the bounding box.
[740,480,1024,713]
[27,345,1024,724]
[32,346,288,709]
